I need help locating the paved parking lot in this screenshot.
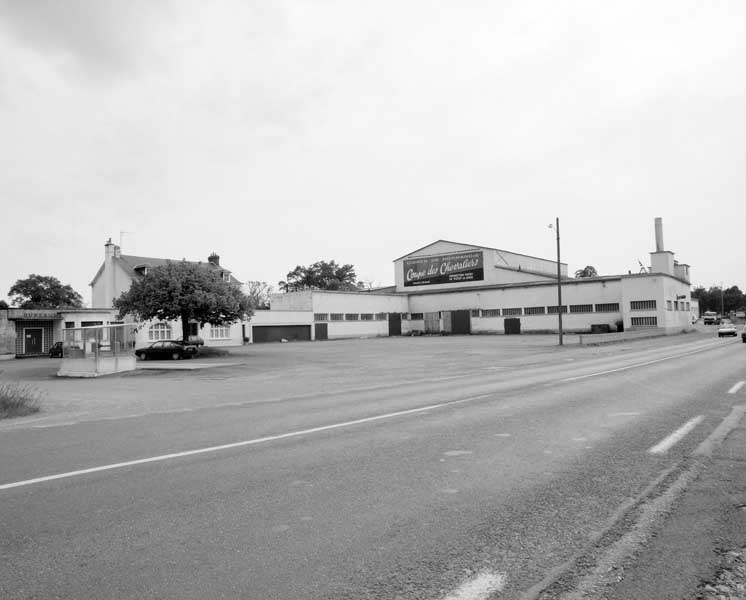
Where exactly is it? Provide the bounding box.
[0,331,714,431]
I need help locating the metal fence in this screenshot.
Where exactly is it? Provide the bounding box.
[60,323,137,359]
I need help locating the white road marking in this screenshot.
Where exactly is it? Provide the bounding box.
[609,412,640,417]
[728,381,745,394]
[562,344,723,382]
[442,571,506,600]
[0,394,494,492]
[648,415,704,454]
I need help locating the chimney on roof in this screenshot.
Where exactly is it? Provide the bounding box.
[654,217,664,252]
[208,252,220,266]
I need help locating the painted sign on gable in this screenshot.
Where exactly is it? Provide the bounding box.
[403,251,484,287]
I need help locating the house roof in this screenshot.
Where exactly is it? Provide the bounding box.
[89,252,241,286]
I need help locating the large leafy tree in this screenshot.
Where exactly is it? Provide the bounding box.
[244,281,274,309]
[692,285,746,314]
[574,265,598,278]
[114,261,252,341]
[8,274,84,308]
[279,260,359,292]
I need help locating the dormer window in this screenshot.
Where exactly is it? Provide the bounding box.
[134,264,150,276]
[221,271,230,282]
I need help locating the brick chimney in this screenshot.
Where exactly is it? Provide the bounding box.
[208,252,220,266]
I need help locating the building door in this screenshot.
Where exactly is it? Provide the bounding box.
[314,323,328,341]
[451,310,471,334]
[504,318,521,335]
[424,312,439,333]
[388,313,402,336]
[24,328,43,354]
[442,311,452,333]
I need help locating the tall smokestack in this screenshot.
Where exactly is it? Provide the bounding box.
[654,217,664,252]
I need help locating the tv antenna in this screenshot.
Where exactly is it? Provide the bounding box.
[637,259,648,274]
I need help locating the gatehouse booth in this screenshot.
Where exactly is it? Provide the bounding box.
[57,323,137,378]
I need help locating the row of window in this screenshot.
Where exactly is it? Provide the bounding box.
[311,299,671,323]
[148,322,231,341]
[666,300,691,311]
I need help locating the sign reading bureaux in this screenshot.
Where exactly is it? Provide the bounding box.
[403,251,484,287]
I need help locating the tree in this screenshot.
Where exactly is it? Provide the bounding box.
[244,281,274,310]
[0,299,8,309]
[574,265,598,278]
[279,260,358,292]
[8,274,84,308]
[692,285,746,314]
[113,261,252,341]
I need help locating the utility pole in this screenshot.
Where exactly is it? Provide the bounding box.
[549,217,564,346]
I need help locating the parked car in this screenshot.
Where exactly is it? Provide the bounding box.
[135,340,198,360]
[49,341,82,358]
[717,321,738,337]
[742,325,746,343]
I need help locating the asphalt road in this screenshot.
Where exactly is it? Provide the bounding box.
[1,333,745,599]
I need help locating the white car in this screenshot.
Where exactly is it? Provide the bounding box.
[718,322,738,337]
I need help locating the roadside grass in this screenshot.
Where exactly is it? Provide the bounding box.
[0,381,43,419]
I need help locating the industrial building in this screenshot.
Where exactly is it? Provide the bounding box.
[248,218,693,342]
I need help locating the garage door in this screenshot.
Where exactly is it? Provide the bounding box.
[252,325,311,343]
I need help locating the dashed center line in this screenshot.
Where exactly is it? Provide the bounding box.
[728,381,745,395]
[648,415,704,454]
[441,571,506,600]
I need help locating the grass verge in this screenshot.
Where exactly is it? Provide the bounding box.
[0,382,43,419]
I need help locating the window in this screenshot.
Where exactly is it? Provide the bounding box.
[674,301,679,311]
[547,305,568,314]
[570,304,593,314]
[686,302,690,311]
[361,313,373,321]
[345,313,359,321]
[400,313,409,320]
[667,300,673,311]
[410,313,424,320]
[221,271,230,282]
[471,309,480,318]
[630,300,656,311]
[595,303,619,312]
[210,324,230,339]
[330,313,344,321]
[375,313,387,320]
[482,309,501,318]
[314,313,328,321]
[65,321,75,328]
[631,316,658,327]
[524,306,545,315]
[148,322,172,341]
[503,307,522,316]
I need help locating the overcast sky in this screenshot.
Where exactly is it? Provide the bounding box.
[1,0,744,304]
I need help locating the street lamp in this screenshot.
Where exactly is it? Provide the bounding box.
[548,217,563,346]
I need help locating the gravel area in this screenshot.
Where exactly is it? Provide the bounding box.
[698,548,746,599]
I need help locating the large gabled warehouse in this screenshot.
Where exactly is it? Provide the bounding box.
[248,218,693,341]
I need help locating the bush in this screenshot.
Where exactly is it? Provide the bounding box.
[0,382,43,419]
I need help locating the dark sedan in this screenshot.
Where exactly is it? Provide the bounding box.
[135,340,198,361]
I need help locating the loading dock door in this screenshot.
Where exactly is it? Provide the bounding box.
[314,323,328,341]
[388,313,402,336]
[252,325,311,343]
[424,312,439,334]
[451,310,471,334]
[504,318,521,335]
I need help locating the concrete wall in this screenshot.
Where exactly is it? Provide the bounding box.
[0,310,15,358]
